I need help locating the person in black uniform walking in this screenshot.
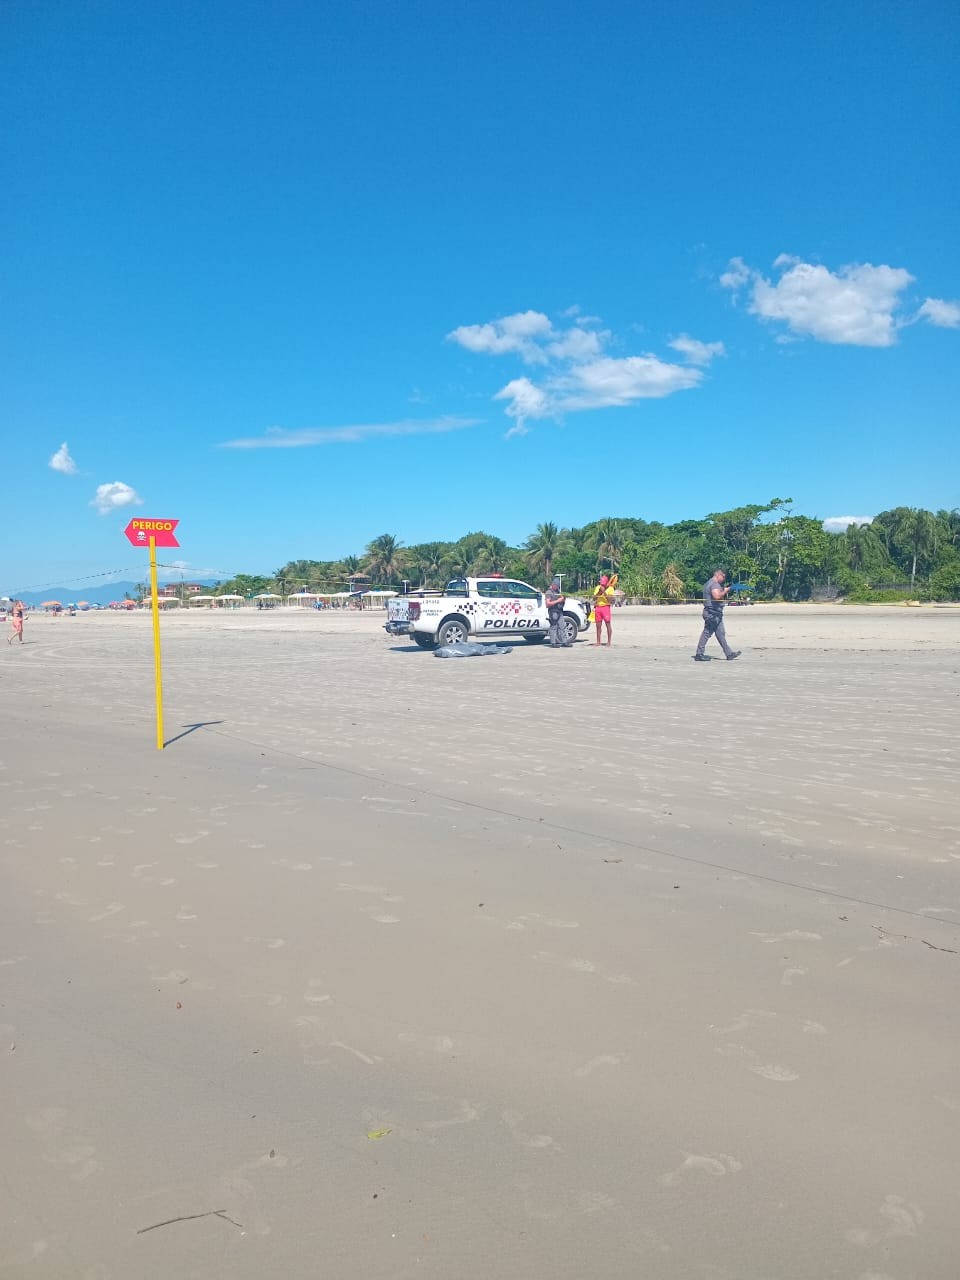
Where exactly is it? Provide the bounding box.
[694,570,741,662]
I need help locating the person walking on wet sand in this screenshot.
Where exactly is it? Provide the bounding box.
[7,600,25,645]
[592,574,615,646]
[545,578,571,648]
[694,570,741,662]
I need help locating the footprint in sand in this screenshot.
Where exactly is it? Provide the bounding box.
[780,966,807,986]
[26,1108,101,1182]
[360,904,400,924]
[303,979,332,1005]
[716,1043,799,1082]
[658,1153,743,1186]
[88,903,124,923]
[502,1109,556,1150]
[710,1009,775,1036]
[845,1194,925,1246]
[750,930,822,944]
[421,1101,478,1130]
[573,1054,623,1078]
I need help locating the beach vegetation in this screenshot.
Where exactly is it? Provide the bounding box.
[217,503,960,603]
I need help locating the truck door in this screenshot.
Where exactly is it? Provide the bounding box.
[475,578,509,634]
[502,580,545,635]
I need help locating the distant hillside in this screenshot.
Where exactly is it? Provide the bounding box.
[5,581,217,607]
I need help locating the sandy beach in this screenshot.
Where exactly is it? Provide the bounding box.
[2,603,959,1279]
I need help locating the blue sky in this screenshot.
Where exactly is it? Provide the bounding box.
[2,0,958,589]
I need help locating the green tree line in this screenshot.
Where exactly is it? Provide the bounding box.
[212,502,960,602]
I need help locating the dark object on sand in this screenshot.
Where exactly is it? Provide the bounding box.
[435,642,512,658]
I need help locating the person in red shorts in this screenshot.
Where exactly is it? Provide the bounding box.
[591,575,615,647]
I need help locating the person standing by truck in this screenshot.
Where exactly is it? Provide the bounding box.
[545,578,571,648]
[592,574,615,647]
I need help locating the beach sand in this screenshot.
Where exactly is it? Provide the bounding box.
[2,604,958,1278]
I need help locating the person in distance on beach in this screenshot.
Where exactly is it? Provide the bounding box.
[694,570,741,662]
[7,600,25,645]
[545,578,572,648]
[592,574,615,647]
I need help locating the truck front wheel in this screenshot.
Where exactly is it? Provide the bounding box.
[561,614,580,645]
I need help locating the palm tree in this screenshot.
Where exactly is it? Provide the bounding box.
[524,522,560,581]
[844,523,876,573]
[892,508,936,589]
[935,508,960,552]
[364,533,407,585]
[595,519,625,572]
[661,563,685,601]
[410,542,448,587]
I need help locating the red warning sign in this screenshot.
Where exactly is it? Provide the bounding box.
[124,518,180,548]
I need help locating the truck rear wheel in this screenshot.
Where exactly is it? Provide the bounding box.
[413,633,437,649]
[437,617,470,646]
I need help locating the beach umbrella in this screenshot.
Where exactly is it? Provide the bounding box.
[729,583,753,592]
[41,600,62,607]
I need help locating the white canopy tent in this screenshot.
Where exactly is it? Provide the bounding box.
[363,590,398,608]
[189,594,245,608]
[285,592,320,608]
[313,591,354,608]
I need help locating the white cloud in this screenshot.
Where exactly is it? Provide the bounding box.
[545,327,604,363]
[669,334,726,365]
[446,311,553,364]
[493,355,702,434]
[917,297,960,329]
[546,326,606,361]
[91,481,143,515]
[49,442,77,475]
[452,308,709,436]
[219,416,480,449]
[722,256,915,346]
[551,356,701,409]
[495,378,549,435]
[719,256,751,290]
[822,515,875,534]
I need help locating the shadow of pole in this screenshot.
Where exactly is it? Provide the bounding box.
[163,721,225,748]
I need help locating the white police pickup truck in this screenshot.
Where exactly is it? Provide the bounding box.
[386,576,589,649]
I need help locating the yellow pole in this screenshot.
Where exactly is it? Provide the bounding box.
[148,535,165,750]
